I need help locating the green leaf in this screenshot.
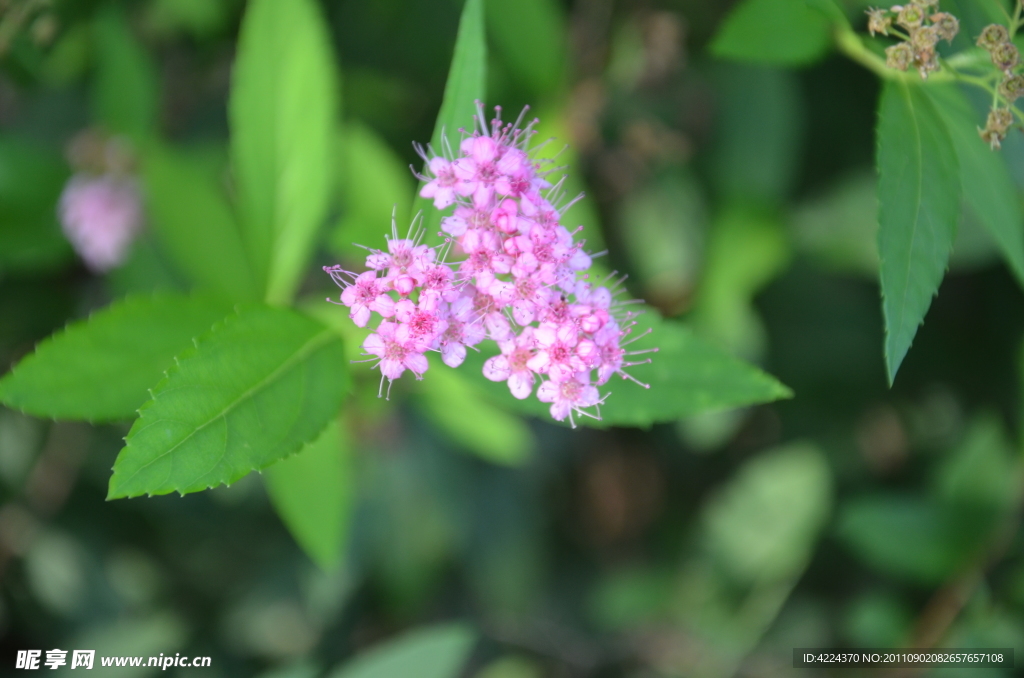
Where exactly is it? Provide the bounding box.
[877,81,961,383]
[837,495,976,585]
[464,312,792,428]
[486,0,565,97]
[933,414,1017,517]
[413,361,533,466]
[410,0,486,242]
[0,136,72,272]
[330,122,414,261]
[703,442,832,583]
[709,65,802,203]
[107,305,348,499]
[264,418,353,570]
[327,623,476,678]
[0,295,230,422]
[143,144,259,300]
[92,8,159,141]
[691,205,791,360]
[709,0,833,66]
[924,84,1024,286]
[230,0,339,304]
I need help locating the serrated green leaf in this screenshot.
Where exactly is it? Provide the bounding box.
[709,0,833,66]
[413,361,533,466]
[264,418,353,570]
[0,136,72,272]
[230,0,339,304]
[330,122,414,261]
[0,295,230,421]
[486,0,565,97]
[327,623,476,678]
[410,0,486,243]
[877,81,961,383]
[464,312,792,428]
[92,8,158,141]
[924,84,1024,286]
[107,305,348,499]
[142,143,258,300]
[703,442,832,583]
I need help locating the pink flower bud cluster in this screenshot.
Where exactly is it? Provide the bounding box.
[58,175,142,272]
[325,107,655,426]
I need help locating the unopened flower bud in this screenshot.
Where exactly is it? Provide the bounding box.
[991,41,1020,72]
[886,42,914,71]
[915,46,940,79]
[999,73,1024,101]
[911,25,940,51]
[929,12,959,42]
[980,127,1006,150]
[867,8,892,36]
[987,107,1014,134]
[897,3,926,29]
[978,24,1010,50]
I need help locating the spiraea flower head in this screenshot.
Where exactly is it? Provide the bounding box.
[325,104,657,426]
[978,23,1010,50]
[885,42,914,71]
[896,3,926,29]
[929,12,958,42]
[999,73,1024,101]
[866,8,893,37]
[991,41,1020,72]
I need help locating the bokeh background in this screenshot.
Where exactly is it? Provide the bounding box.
[1,0,1023,676]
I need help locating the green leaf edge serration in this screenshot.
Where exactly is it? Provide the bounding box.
[0,293,230,423]
[106,305,345,500]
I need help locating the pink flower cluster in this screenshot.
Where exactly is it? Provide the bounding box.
[325,107,654,426]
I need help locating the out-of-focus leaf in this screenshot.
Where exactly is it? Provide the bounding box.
[330,122,414,261]
[410,0,486,243]
[792,172,879,276]
[106,232,185,296]
[486,0,565,96]
[877,80,960,384]
[264,419,353,571]
[837,495,975,584]
[71,614,186,678]
[142,143,259,300]
[108,305,348,498]
[710,65,802,203]
[709,0,833,66]
[691,205,790,360]
[92,8,158,141]
[0,136,71,272]
[414,361,533,466]
[703,443,832,583]
[145,0,231,38]
[620,169,705,313]
[925,84,1024,286]
[0,294,229,421]
[328,623,477,678]
[933,414,1016,516]
[843,592,913,648]
[476,656,543,678]
[465,311,792,428]
[230,0,339,304]
[590,567,674,630]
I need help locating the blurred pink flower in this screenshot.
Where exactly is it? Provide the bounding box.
[58,175,142,272]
